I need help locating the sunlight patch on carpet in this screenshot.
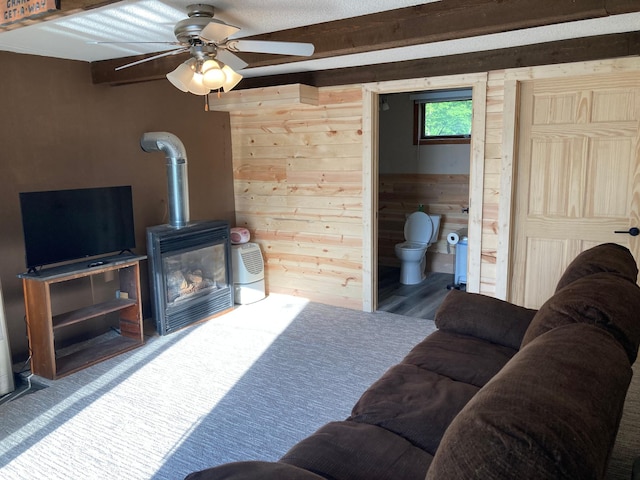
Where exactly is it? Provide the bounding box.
[0,294,309,479]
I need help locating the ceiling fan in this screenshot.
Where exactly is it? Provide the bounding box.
[107,3,315,95]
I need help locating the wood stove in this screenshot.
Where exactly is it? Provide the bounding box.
[140,132,234,335]
[147,221,233,335]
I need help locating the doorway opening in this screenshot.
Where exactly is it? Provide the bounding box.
[361,74,487,314]
[376,89,471,318]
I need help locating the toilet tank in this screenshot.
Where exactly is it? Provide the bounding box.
[428,215,441,243]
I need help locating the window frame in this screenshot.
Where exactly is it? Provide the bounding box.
[412,89,473,145]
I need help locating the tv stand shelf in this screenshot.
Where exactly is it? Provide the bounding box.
[19,255,146,380]
[52,298,137,330]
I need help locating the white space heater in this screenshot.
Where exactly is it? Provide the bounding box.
[232,243,266,305]
[0,278,15,396]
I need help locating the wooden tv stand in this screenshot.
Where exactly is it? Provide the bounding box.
[19,255,146,380]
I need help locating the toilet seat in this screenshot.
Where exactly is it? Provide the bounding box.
[403,212,434,246]
[396,241,426,250]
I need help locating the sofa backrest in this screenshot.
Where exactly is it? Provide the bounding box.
[523,243,640,362]
[521,272,640,362]
[554,243,638,292]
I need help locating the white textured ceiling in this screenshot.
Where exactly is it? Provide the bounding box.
[1,0,639,79]
[0,0,439,61]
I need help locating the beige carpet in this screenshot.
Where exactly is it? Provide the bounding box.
[0,294,437,480]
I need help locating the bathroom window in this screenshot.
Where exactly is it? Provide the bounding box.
[413,88,472,145]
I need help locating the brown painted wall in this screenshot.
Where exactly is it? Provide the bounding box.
[1,51,235,361]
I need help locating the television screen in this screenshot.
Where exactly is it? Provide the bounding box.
[19,186,136,270]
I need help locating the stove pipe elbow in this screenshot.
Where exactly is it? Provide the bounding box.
[140,132,190,228]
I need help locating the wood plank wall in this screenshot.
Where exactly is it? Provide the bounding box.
[378,173,469,273]
[220,57,640,310]
[229,86,365,309]
[480,71,506,295]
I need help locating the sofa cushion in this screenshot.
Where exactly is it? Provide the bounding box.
[435,289,536,349]
[402,330,517,387]
[522,272,640,362]
[184,461,326,480]
[426,323,632,480]
[554,242,637,291]
[349,363,479,454]
[280,421,432,480]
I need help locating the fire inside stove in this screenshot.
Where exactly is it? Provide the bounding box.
[164,243,226,305]
[147,221,234,335]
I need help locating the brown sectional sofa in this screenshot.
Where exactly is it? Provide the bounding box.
[186,243,640,480]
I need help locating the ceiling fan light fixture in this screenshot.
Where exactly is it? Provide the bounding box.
[221,65,243,92]
[108,3,315,98]
[201,59,226,90]
[166,59,195,93]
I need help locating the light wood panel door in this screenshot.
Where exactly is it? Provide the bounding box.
[511,72,640,308]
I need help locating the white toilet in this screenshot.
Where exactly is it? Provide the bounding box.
[394,212,441,285]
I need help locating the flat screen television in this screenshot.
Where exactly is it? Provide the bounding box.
[19,186,136,272]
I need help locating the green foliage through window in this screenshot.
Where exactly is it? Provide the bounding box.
[422,100,472,138]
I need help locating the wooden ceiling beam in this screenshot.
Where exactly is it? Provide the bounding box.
[0,0,119,32]
[606,0,640,14]
[236,31,640,90]
[241,0,608,66]
[90,0,640,86]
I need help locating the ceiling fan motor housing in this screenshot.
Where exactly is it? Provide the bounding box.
[174,4,216,44]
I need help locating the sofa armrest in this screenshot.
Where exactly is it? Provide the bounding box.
[434,290,536,350]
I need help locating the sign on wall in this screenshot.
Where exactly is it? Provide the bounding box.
[2,0,59,26]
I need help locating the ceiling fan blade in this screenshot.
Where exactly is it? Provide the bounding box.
[200,20,241,43]
[227,40,314,56]
[216,49,248,71]
[221,65,243,92]
[88,41,181,45]
[115,47,188,71]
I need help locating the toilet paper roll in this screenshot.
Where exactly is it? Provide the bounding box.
[447,228,468,253]
[447,228,468,245]
[447,232,460,246]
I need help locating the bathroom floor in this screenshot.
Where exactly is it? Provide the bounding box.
[377,266,462,320]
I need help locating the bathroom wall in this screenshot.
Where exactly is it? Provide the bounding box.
[378,92,470,272]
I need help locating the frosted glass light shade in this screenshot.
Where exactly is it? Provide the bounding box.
[201,59,226,90]
[221,65,243,92]
[187,73,210,96]
[166,61,194,92]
